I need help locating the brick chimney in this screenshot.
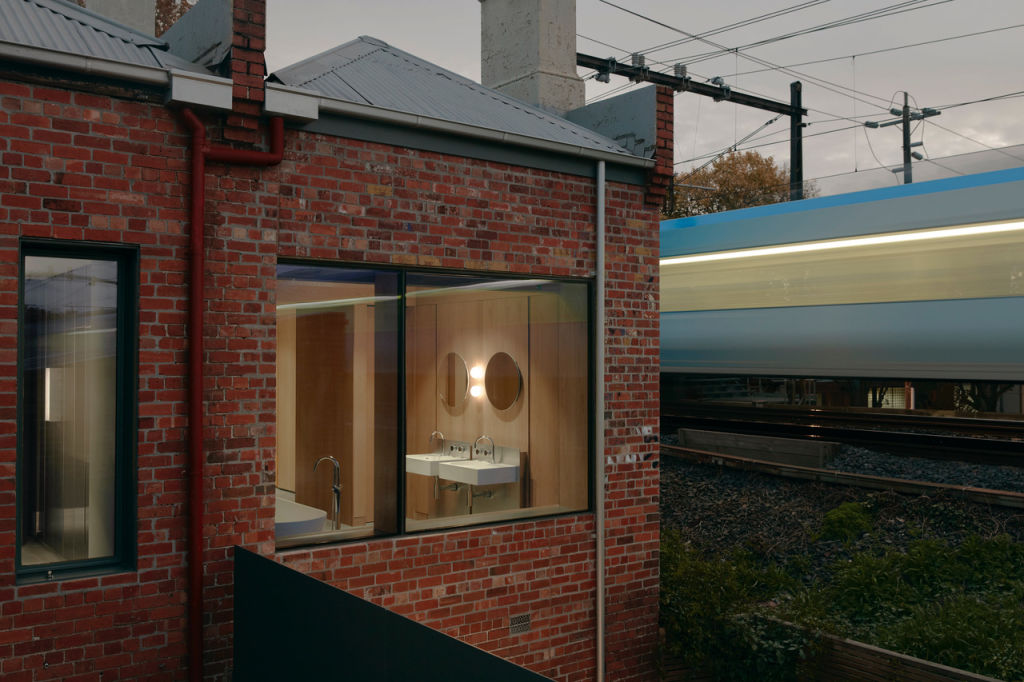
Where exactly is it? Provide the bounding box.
[226,0,267,144]
[162,0,268,144]
[479,0,585,115]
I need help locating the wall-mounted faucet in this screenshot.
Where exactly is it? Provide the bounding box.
[473,435,495,462]
[428,430,445,453]
[313,456,342,530]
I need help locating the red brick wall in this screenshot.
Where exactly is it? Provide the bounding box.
[0,81,191,681]
[0,78,660,681]
[266,132,662,681]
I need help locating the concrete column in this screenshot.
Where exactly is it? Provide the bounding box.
[83,0,155,35]
[480,0,585,115]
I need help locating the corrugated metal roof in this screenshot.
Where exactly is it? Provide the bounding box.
[270,36,637,159]
[0,0,207,72]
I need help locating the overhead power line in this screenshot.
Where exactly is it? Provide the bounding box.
[933,90,1024,112]
[926,120,1024,163]
[636,0,834,58]
[675,122,863,166]
[670,0,954,66]
[731,23,1024,77]
[596,0,895,112]
[676,114,785,171]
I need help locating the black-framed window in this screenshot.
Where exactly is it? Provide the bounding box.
[274,263,591,547]
[18,241,137,580]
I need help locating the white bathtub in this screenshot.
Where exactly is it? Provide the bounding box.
[275,496,327,538]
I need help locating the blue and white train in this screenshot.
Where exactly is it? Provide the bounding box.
[660,167,1024,383]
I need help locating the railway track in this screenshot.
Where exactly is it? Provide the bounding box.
[662,443,1024,510]
[662,403,1024,467]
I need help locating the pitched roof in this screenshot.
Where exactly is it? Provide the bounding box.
[270,36,635,159]
[0,0,207,72]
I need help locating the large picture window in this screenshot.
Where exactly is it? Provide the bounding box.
[274,265,590,546]
[275,266,400,546]
[18,242,136,579]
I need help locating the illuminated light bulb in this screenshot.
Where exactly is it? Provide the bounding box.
[470,385,484,398]
[470,365,485,380]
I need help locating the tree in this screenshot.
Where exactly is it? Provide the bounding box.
[662,150,817,219]
[155,0,194,36]
[954,382,1015,415]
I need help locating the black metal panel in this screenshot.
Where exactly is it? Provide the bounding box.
[234,547,552,681]
[297,116,648,186]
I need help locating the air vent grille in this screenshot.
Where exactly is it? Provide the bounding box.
[509,613,531,635]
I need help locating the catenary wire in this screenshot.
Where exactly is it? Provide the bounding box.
[637,0,834,58]
[596,0,896,111]
[669,0,954,66]
[731,23,1024,77]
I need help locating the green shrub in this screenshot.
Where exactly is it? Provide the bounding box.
[665,518,1024,680]
[817,501,873,544]
[875,590,1024,681]
[660,530,813,681]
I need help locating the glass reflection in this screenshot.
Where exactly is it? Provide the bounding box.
[21,257,118,566]
[275,265,399,545]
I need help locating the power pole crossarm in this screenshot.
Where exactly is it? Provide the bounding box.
[863,91,940,184]
[576,52,807,117]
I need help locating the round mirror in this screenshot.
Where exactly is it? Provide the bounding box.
[485,352,522,410]
[439,352,469,408]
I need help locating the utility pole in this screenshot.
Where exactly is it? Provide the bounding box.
[901,92,912,184]
[790,82,804,200]
[865,92,940,184]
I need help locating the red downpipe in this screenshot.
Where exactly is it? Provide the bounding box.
[180,108,284,682]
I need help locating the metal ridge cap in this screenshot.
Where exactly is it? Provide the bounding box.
[0,40,169,85]
[317,95,654,168]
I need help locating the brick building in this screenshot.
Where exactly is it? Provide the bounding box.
[0,0,669,679]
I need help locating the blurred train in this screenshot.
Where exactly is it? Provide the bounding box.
[659,166,1024,413]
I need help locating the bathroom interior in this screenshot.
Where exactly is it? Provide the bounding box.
[274,265,589,546]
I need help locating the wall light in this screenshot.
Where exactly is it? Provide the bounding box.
[661,218,1024,267]
[470,365,485,380]
[470,385,484,398]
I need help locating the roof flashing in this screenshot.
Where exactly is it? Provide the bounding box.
[265,82,321,121]
[167,69,233,110]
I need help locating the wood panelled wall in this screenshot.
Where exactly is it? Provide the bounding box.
[405,289,587,519]
[277,290,378,527]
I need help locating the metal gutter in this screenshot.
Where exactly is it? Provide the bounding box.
[0,42,234,112]
[317,96,654,169]
[0,39,170,85]
[0,40,649,169]
[594,160,607,681]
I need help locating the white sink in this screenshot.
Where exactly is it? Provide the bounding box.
[437,459,518,486]
[406,453,463,477]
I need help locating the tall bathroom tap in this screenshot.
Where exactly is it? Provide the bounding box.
[428,430,445,453]
[473,435,495,462]
[313,456,342,530]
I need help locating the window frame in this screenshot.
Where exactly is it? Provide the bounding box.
[274,258,595,545]
[16,239,138,582]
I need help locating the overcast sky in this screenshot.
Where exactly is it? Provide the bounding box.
[264,0,1024,195]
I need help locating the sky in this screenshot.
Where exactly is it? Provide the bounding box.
[264,0,1024,195]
